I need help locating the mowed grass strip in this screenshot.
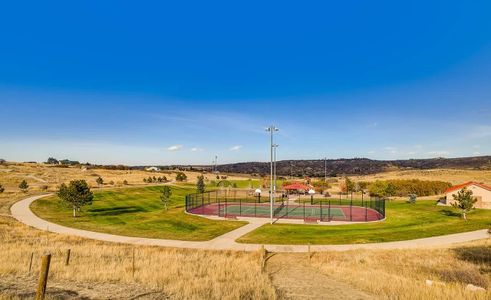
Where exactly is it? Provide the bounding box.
[31,185,246,241]
[237,200,491,245]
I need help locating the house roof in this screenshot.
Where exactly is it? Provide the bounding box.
[283,182,311,190]
[445,181,491,194]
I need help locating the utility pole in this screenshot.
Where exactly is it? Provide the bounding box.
[266,125,279,224]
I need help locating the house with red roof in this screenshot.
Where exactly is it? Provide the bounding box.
[444,182,491,209]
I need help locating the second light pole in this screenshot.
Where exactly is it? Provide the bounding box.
[266,125,279,224]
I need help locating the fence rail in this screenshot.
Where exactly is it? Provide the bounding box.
[185,190,385,222]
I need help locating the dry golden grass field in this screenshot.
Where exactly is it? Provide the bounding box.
[0,162,248,215]
[350,168,491,185]
[1,163,490,299]
[1,215,489,299]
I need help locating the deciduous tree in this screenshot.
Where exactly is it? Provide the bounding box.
[160,186,172,210]
[451,187,477,221]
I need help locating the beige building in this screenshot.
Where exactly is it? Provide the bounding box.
[444,182,491,209]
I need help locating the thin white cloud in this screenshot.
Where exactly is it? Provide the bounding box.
[367,150,375,154]
[190,147,204,152]
[167,145,183,151]
[229,145,243,151]
[473,151,481,156]
[427,150,450,156]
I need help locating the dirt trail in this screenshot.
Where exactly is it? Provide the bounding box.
[266,253,374,300]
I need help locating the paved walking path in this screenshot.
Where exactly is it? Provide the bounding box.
[10,195,490,253]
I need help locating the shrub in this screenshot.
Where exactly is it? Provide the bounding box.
[46,157,59,164]
[312,180,331,193]
[437,268,488,288]
[96,176,104,186]
[18,180,29,192]
[176,172,187,182]
[0,184,4,193]
[123,180,129,185]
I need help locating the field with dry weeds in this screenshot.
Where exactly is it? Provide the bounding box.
[310,239,491,299]
[0,162,248,215]
[0,215,275,299]
[1,163,491,299]
[350,168,491,185]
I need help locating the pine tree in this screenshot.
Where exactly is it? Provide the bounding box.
[196,175,205,193]
[19,180,29,192]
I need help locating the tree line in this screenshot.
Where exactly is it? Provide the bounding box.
[359,179,452,197]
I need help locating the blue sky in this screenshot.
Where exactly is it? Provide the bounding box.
[1,1,490,165]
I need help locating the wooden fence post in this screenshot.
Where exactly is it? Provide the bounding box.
[308,243,312,262]
[65,249,71,266]
[260,245,267,272]
[132,248,135,278]
[28,252,34,274]
[35,253,51,300]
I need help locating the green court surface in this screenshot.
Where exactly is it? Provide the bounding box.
[220,204,346,218]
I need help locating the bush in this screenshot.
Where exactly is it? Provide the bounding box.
[176,172,187,182]
[18,180,29,192]
[0,184,4,193]
[437,268,488,288]
[312,180,331,193]
[123,180,129,185]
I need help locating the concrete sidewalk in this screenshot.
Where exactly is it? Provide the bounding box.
[10,194,490,253]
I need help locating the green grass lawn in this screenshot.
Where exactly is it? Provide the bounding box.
[237,200,491,245]
[31,185,246,241]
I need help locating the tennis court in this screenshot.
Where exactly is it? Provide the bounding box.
[221,204,346,219]
[186,190,386,222]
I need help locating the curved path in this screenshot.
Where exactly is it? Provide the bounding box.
[11,195,490,253]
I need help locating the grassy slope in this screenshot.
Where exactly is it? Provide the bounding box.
[237,200,491,245]
[31,185,246,241]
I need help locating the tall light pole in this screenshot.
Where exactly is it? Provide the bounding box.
[273,144,279,194]
[324,157,327,181]
[266,125,279,224]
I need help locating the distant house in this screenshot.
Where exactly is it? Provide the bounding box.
[444,182,491,209]
[145,167,161,172]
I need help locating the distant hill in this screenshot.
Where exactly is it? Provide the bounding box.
[214,156,491,177]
